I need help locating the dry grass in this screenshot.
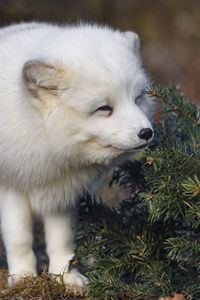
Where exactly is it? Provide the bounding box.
[0,269,88,300]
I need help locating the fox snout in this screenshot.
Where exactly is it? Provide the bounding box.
[137,127,153,141]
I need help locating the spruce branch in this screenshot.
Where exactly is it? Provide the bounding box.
[182,175,200,197]
[147,84,200,126]
[166,237,200,262]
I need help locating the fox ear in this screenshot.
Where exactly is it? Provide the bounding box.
[23,60,64,95]
[124,31,140,54]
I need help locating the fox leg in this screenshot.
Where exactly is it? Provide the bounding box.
[0,189,37,286]
[44,209,88,288]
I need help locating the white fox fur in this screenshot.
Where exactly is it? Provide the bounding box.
[0,22,153,287]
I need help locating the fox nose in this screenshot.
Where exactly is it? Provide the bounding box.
[138,128,153,141]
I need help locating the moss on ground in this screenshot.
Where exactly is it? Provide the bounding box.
[0,269,88,300]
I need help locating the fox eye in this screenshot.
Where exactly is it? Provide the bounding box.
[95,105,113,116]
[135,95,143,105]
[97,105,113,112]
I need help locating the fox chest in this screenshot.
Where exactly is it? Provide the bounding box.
[28,170,96,215]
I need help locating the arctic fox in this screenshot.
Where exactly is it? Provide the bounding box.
[0,22,153,288]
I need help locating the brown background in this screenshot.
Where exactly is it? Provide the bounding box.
[0,0,200,102]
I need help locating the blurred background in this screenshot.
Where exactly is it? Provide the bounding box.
[0,0,200,102]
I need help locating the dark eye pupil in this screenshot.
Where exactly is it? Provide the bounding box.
[98,105,112,111]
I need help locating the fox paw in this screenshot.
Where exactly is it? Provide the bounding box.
[8,270,36,287]
[62,269,88,294]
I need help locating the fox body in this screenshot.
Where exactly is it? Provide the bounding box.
[0,22,153,287]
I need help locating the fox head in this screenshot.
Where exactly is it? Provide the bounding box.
[23,26,154,167]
